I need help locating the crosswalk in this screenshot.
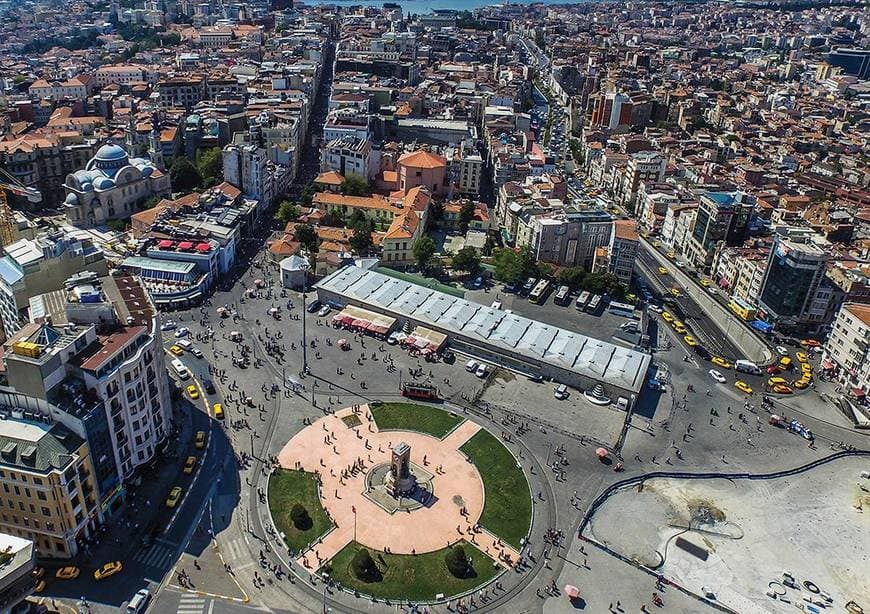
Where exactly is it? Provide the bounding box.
[177,593,210,614]
[133,541,176,569]
[220,536,247,561]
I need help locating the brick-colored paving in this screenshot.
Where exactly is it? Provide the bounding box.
[275,405,520,572]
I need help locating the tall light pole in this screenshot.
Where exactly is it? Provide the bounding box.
[302,262,310,373]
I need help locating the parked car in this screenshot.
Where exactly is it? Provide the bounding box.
[203,379,216,394]
[160,320,177,331]
[174,327,190,338]
[94,561,123,581]
[306,300,322,313]
[554,383,569,400]
[317,304,332,317]
[475,364,488,378]
[165,486,183,508]
[465,359,479,372]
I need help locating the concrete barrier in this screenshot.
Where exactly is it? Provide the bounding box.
[640,239,773,365]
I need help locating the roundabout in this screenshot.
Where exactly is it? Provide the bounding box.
[269,402,533,601]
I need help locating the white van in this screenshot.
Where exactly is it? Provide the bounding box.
[176,338,193,351]
[127,588,151,613]
[465,359,479,373]
[734,359,761,375]
[170,358,190,380]
[554,384,569,400]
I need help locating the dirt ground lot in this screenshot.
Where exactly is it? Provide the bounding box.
[584,456,870,613]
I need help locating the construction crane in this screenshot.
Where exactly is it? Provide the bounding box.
[0,168,41,248]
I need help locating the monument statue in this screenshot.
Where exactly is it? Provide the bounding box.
[386,442,417,497]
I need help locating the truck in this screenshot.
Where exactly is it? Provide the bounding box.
[734,359,762,375]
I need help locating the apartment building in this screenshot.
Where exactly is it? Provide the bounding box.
[455,153,483,197]
[157,76,206,109]
[684,191,754,272]
[320,137,378,181]
[0,532,35,611]
[0,415,100,559]
[4,274,172,488]
[824,303,870,394]
[608,219,640,285]
[617,152,666,211]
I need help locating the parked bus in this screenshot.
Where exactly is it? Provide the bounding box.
[575,291,591,311]
[401,382,439,400]
[609,301,638,319]
[735,360,762,375]
[728,297,756,322]
[529,279,552,304]
[586,294,602,314]
[554,285,571,305]
[170,358,190,380]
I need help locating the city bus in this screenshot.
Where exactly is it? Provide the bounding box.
[554,285,571,305]
[609,301,638,319]
[728,297,756,322]
[575,291,591,311]
[529,279,552,304]
[586,294,602,314]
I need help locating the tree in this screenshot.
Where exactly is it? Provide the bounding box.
[557,267,587,290]
[445,545,473,579]
[412,236,436,273]
[458,200,477,233]
[290,504,312,530]
[275,201,300,224]
[300,183,315,207]
[493,248,523,283]
[196,147,222,184]
[517,245,539,279]
[294,223,319,255]
[169,157,202,192]
[341,174,370,197]
[351,548,381,582]
[349,218,374,254]
[452,246,481,276]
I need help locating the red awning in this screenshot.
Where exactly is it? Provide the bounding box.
[158,240,174,248]
[195,243,210,252]
[177,241,193,250]
[851,388,865,397]
[822,359,834,370]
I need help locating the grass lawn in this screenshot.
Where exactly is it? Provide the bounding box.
[268,469,333,554]
[460,430,531,549]
[370,402,463,439]
[323,540,498,601]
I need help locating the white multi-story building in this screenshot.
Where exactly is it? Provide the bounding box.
[4,274,172,486]
[617,152,666,210]
[824,303,870,394]
[223,144,291,216]
[320,137,378,181]
[456,153,483,197]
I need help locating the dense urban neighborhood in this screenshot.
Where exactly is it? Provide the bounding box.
[0,1,868,613]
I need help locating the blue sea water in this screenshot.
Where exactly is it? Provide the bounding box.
[301,0,588,14]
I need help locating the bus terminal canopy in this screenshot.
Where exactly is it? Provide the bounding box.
[332,304,396,336]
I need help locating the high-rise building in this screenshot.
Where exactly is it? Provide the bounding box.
[827,48,870,79]
[823,303,870,394]
[685,191,754,272]
[758,234,829,332]
[529,209,613,269]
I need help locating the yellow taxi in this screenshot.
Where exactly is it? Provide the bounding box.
[33,567,45,579]
[166,486,183,508]
[183,455,197,474]
[699,279,711,287]
[801,362,812,374]
[666,251,676,259]
[661,311,674,323]
[768,377,788,388]
[55,566,80,580]
[653,240,660,247]
[195,430,206,449]
[611,207,621,215]
[772,384,793,394]
[796,351,808,363]
[35,579,46,593]
[670,288,681,297]
[94,561,123,581]
[800,339,821,348]
[658,266,668,275]
[711,357,732,369]
[213,403,224,419]
[186,384,199,399]
[793,377,810,389]
[169,345,184,356]
[684,335,698,347]
[735,381,753,395]
[673,323,687,335]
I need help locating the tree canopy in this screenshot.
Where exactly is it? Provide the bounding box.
[341,174,370,197]
[349,218,374,254]
[169,157,202,192]
[458,200,477,233]
[412,236,437,272]
[196,147,222,184]
[451,246,481,276]
[294,223,320,255]
[275,201,300,224]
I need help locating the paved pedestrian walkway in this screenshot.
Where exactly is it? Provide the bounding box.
[275,405,519,572]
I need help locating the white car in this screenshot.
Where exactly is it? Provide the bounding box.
[707,287,718,295]
[475,364,488,378]
[317,305,332,317]
[174,327,189,338]
[160,321,177,331]
[775,346,789,356]
[648,305,663,313]
[708,369,726,383]
[386,332,399,345]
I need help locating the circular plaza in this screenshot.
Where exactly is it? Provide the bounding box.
[267,402,533,602]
